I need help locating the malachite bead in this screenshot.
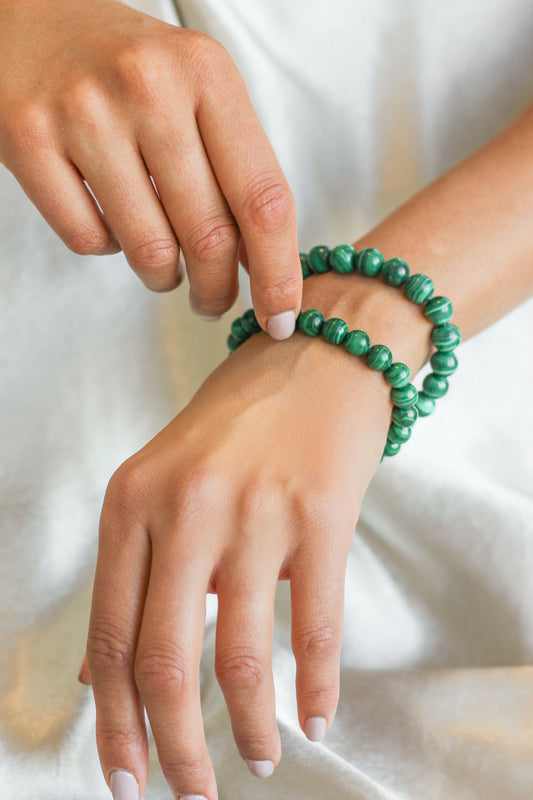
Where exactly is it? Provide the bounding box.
[230,317,250,342]
[300,252,312,278]
[383,440,401,457]
[365,344,392,371]
[241,308,262,334]
[422,373,449,398]
[384,361,411,388]
[322,317,349,345]
[430,351,458,376]
[356,247,384,277]
[424,295,453,324]
[308,245,330,274]
[328,243,356,273]
[404,273,434,304]
[391,383,418,408]
[391,405,418,428]
[387,423,412,445]
[416,392,436,416]
[431,322,461,352]
[344,329,370,356]
[381,257,409,286]
[297,309,324,336]
[227,333,242,352]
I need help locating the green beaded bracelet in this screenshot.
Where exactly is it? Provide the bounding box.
[226,243,461,459]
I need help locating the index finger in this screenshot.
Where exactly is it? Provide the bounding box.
[195,48,302,339]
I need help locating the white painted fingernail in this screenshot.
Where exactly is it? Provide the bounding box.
[180,795,208,799]
[305,716,327,742]
[110,770,139,800]
[198,313,224,321]
[178,254,186,281]
[266,310,295,340]
[245,759,274,778]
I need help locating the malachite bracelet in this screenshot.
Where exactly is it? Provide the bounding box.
[226,244,461,459]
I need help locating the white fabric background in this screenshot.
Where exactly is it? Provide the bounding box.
[0,0,532,798]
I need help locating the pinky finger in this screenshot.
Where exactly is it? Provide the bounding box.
[10,153,121,256]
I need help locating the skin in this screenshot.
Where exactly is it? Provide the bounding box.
[0,0,302,329]
[2,0,533,797]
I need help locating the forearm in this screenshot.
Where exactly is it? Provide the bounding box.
[302,100,533,375]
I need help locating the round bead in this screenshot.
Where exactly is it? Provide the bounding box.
[322,317,349,345]
[416,392,436,416]
[422,373,449,398]
[391,405,418,428]
[297,309,324,337]
[424,295,453,324]
[381,257,409,286]
[227,333,242,352]
[431,322,461,352]
[383,440,401,457]
[308,245,330,274]
[230,317,249,342]
[344,329,370,356]
[240,308,262,334]
[328,244,356,273]
[356,247,384,277]
[384,361,411,388]
[404,273,434,303]
[387,423,412,444]
[365,344,392,371]
[300,252,312,278]
[430,351,458,376]
[391,383,418,408]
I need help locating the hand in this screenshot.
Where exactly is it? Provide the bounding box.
[83,304,394,799]
[0,0,301,333]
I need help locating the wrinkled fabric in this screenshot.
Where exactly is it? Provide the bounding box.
[1,0,533,798]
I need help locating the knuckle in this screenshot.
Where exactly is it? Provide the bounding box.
[165,461,223,527]
[238,731,274,753]
[301,684,339,705]
[87,617,134,677]
[3,102,52,160]
[102,457,153,523]
[97,723,145,751]
[126,237,179,273]
[60,78,108,128]
[243,178,295,234]
[183,30,232,79]
[135,644,192,695]
[112,45,164,106]
[65,227,110,256]
[294,623,340,660]
[187,217,238,266]
[215,649,266,689]
[161,753,205,783]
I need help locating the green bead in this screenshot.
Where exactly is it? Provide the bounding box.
[230,317,250,342]
[404,273,434,303]
[431,322,461,352]
[381,257,409,286]
[391,383,418,408]
[344,329,371,356]
[422,373,449,398]
[297,309,324,336]
[308,245,330,274]
[416,392,436,416]
[322,317,349,344]
[227,333,242,352]
[391,405,418,428]
[430,351,458,376]
[328,244,356,273]
[387,423,412,444]
[384,361,411,388]
[424,295,453,324]
[383,440,401,457]
[365,344,392,371]
[300,252,312,278]
[241,308,262,334]
[356,247,384,277]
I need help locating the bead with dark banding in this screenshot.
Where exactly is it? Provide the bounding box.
[230,317,249,342]
[356,247,384,277]
[385,362,411,388]
[392,406,418,428]
[308,245,330,273]
[344,330,370,356]
[391,383,418,408]
[300,252,312,278]
[322,317,349,345]
[365,344,393,371]
[424,295,453,324]
[422,373,449,398]
[430,351,458,376]
[431,322,461,352]
[404,273,434,303]
[297,309,325,336]
[387,423,412,444]
[416,392,436,416]
[381,257,409,286]
[384,440,401,457]
[241,308,262,334]
[328,244,356,273]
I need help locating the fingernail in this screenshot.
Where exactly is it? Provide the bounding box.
[179,796,208,800]
[266,310,295,340]
[178,253,187,281]
[245,759,274,778]
[110,770,139,800]
[198,313,224,321]
[304,717,327,742]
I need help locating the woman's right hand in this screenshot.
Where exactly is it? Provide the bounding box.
[0,0,301,334]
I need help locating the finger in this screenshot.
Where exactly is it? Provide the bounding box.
[87,471,152,798]
[78,654,91,686]
[215,554,281,778]
[7,153,121,256]
[139,113,240,319]
[135,542,217,800]
[290,536,348,743]
[196,61,302,338]
[67,131,182,292]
